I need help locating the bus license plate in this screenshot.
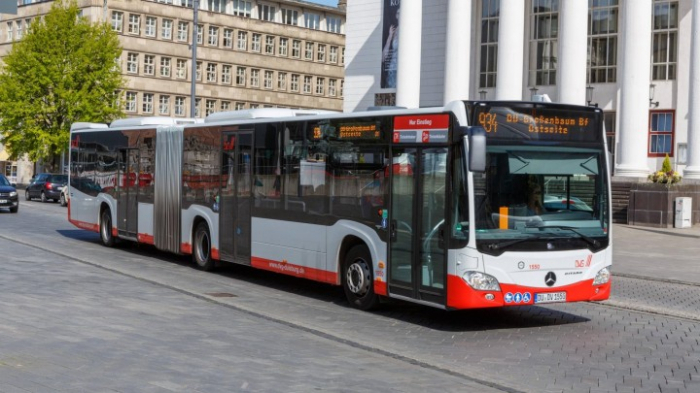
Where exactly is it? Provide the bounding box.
[535,292,566,304]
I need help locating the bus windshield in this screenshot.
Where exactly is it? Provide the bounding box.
[473,145,609,255]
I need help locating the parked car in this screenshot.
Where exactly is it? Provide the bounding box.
[0,174,19,213]
[25,173,68,203]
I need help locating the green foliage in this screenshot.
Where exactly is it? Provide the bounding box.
[661,154,672,173]
[0,0,124,169]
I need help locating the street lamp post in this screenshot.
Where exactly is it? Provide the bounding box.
[190,0,200,118]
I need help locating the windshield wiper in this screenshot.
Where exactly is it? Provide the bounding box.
[486,235,536,251]
[526,225,600,247]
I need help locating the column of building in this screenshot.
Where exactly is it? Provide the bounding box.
[557,0,588,105]
[615,0,653,178]
[395,0,422,109]
[443,0,471,104]
[684,0,700,179]
[495,1,525,100]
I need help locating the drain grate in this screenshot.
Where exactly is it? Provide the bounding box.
[205,292,237,298]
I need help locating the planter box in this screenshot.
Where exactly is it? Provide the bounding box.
[627,182,700,228]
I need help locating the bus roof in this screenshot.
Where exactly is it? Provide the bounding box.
[203,108,338,123]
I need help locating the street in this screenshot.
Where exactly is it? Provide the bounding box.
[1,201,699,392]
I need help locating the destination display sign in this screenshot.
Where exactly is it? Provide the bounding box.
[312,121,383,140]
[393,114,450,144]
[472,104,602,143]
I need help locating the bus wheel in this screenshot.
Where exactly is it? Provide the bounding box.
[193,222,215,271]
[100,209,115,247]
[342,245,379,310]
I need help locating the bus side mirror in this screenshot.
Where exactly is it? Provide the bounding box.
[464,126,486,173]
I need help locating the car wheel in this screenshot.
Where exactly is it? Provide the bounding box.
[193,222,215,271]
[25,190,30,201]
[100,209,115,247]
[41,191,47,203]
[342,245,379,310]
[60,193,67,207]
[10,206,18,213]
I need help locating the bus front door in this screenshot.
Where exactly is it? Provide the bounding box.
[117,148,139,237]
[388,147,448,305]
[219,131,253,265]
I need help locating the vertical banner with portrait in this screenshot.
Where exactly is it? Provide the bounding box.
[381,0,400,89]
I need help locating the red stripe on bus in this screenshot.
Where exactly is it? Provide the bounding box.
[374,279,387,296]
[446,274,611,310]
[251,256,337,284]
[138,233,155,245]
[69,218,99,233]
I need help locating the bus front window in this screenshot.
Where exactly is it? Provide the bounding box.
[473,146,609,255]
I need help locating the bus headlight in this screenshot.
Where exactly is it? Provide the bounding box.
[593,266,611,285]
[463,271,501,291]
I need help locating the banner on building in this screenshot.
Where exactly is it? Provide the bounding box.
[381,0,400,89]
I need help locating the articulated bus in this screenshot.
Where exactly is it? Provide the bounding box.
[68,101,612,310]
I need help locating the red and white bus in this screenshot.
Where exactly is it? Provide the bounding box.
[68,101,612,310]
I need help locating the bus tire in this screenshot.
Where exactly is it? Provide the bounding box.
[342,245,379,311]
[100,209,115,247]
[193,222,215,271]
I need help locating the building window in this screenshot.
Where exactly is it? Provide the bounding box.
[329,46,338,63]
[235,102,246,110]
[292,40,301,58]
[340,80,344,97]
[329,79,337,96]
[282,8,298,25]
[145,16,156,37]
[177,21,188,42]
[649,111,674,156]
[222,64,232,84]
[279,37,288,56]
[305,42,314,60]
[160,57,171,77]
[6,22,12,42]
[221,101,231,111]
[125,91,137,112]
[143,93,154,114]
[144,55,155,75]
[529,1,558,86]
[327,16,341,33]
[236,66,246,85]
[588,0,619,83]
[291,74,299,92]
[223,28,233,48]
[208,26,219,46]
[652,0,678,81]
[315,77,324,95]
[127,53,138,73]
[265,35,275,55]
[206,100,216,116]
[260,5,276,22]
[208,0,224,12]
[251,33,261,52]
[237,31,248,50]
[206,63,217,82]
[176,59,187,79]
[250,69,260,87]
[197,24,203,44]
[111,11,123,32]
[479,0,499,88]
[195,98,201,118]
[159,95,170,115]
[128,14,140,35]
[233,0,252,17]
[303,75,312,93]
[15,20,22,39]
[250,103,259,109]
[175,96,186,116]
[162,19,173,40]
[264,70,273,89]
[278,72,287,90]
[317,44,326,62]
[304,12,320,30]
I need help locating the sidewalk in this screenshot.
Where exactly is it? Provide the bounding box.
[612,223,700,285]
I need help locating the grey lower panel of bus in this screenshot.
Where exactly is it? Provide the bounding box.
[154,126,183,253]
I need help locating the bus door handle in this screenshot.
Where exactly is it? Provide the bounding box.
[390,220,397,242]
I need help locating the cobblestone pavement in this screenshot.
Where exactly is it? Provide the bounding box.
[1,203,700,392]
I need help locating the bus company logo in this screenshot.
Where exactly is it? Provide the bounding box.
[517,261,525,270]
[223,136,236,151]
[544,272,557,287]
[575,255,593,268]
[422,131,430,143]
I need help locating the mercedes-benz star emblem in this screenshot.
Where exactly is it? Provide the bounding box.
[545,272,557,287]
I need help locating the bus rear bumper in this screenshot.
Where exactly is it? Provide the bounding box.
[446,274,611,310]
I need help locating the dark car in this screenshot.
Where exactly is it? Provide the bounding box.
[25,173,68,203]
[0,174,19,213]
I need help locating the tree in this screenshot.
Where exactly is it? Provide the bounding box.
[0,0,124,171]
